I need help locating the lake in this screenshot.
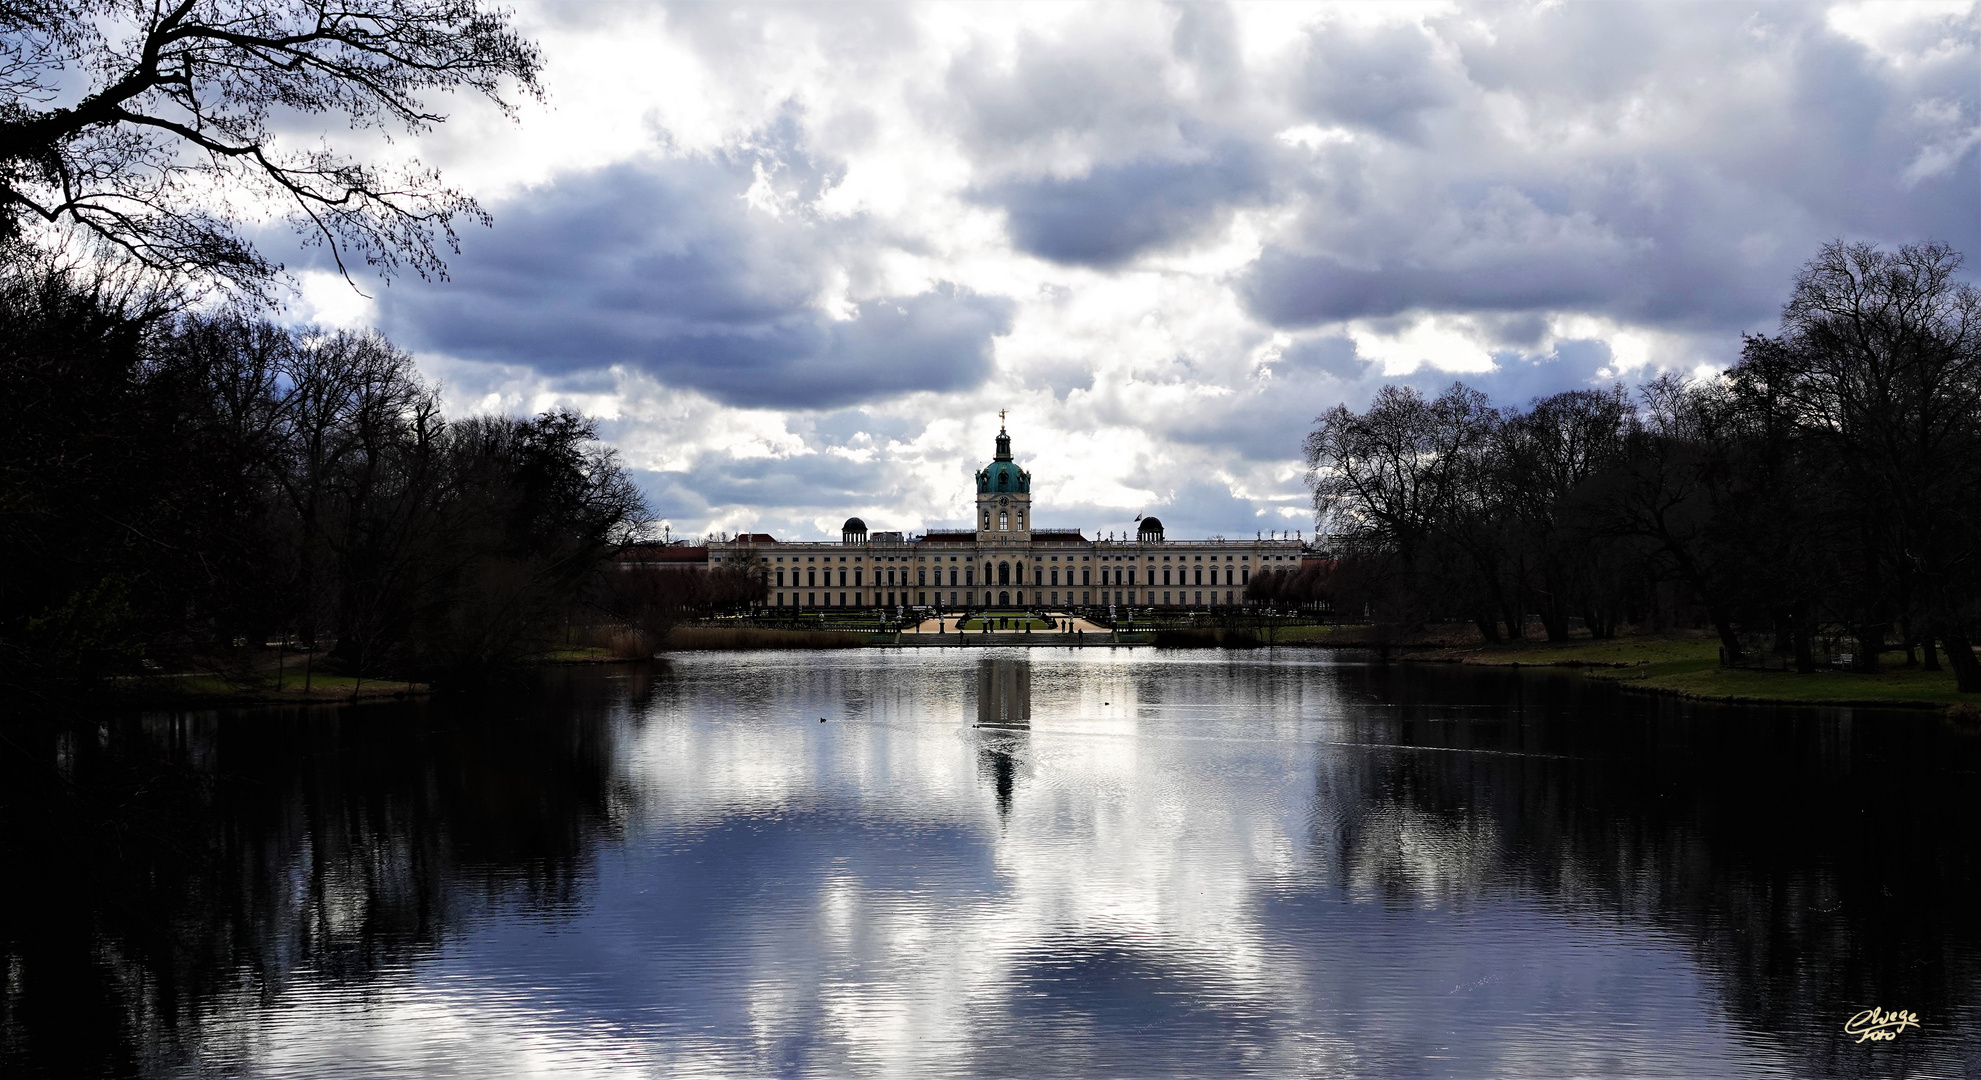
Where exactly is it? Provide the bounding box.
[4,648,1977,1078]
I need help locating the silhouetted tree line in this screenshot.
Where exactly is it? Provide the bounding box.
[1,262,648,688]
[1243,561,1331,609]
[1307,241,1981,690]
[596,551,769,652]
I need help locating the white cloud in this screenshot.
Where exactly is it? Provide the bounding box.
[288,0,1981,540]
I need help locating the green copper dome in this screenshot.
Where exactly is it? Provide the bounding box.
[975,426,1030,494]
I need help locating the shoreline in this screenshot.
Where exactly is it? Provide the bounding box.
[63,672,430,709]
[47,630,1980,717]
[1379,633,1976,713]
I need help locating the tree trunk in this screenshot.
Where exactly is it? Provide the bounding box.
[1538,591,1570,642]
[1936,612,1981,692]
[1922,632,1941,672]
[1853,620,1883,673]
[1497,583,1524,641]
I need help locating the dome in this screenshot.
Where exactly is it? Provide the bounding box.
[979,459,1028,494]
[975,424,1031,494]
[841,517,867,532]
[1137,517,1164,539]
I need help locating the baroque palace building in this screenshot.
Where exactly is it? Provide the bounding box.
[699,424,1310,611]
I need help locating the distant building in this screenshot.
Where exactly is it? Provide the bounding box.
[704,424,1309,610]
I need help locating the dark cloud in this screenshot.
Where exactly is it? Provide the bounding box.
[1245,4,1981,335]
[977,138,1274,267]
[377,155,1011,409]
[1276,334,1371,381]
[1294,20,1462,142]
[1141,477,1280,540]
[1242,239,1637,328]
[943,15,1272,267]
[632,450,898,537]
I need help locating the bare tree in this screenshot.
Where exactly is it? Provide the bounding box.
[0,0,542,296]
[1768,241,1981,687]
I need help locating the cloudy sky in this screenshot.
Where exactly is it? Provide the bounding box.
[287,1,1980,543]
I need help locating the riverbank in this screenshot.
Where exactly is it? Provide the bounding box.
[1395,632,1974,710]
[98,670,428,706]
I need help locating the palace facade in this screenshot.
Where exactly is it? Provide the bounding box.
[703,425,1310,610]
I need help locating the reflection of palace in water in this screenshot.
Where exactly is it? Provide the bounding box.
[698,424,1313,611]
[975,658,1031,729]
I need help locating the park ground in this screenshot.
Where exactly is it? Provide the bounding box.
[1325,628,1977,710]
[81,620,1980,714]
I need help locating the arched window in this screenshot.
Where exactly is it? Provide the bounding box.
[998,562,1010,585]
[982,510,990,529]
[999,511,1008,531]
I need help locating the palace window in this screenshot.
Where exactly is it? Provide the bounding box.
[999,511,1008,531]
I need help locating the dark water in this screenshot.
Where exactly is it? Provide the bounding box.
[4,649,1978,1078]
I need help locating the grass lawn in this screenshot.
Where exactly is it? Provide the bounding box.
[1587,655,1969,707]
[959,614,1054,631]
[1273,624,1375,644]
[134,669,426,704]
[538,646,625,663]
[1401,633,1970,708]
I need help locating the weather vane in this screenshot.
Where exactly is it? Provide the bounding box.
[999,408,1006,425]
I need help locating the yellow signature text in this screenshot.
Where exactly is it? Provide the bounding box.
[1844,1007,1920,1043]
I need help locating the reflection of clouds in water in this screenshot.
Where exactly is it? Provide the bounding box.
[202,651,1816,1077]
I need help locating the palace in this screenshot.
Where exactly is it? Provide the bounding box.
[695,424,1310,611]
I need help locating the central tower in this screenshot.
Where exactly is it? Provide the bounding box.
[974,421,1031,543]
